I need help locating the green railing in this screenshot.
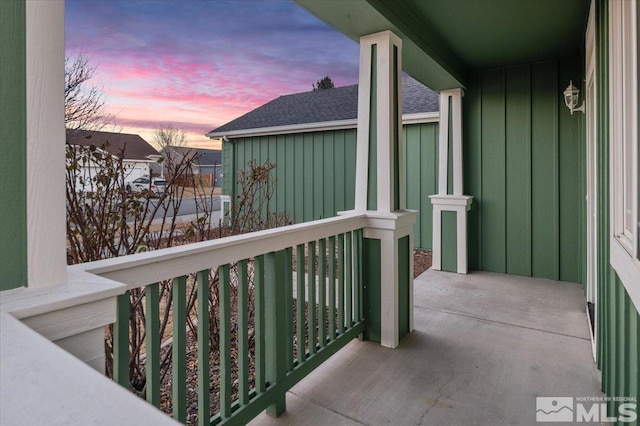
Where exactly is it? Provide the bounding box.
[96,214,366,425]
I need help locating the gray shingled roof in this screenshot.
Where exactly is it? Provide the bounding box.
[208,75,438,135]
[66,129,159,160]
[163,146,222,166]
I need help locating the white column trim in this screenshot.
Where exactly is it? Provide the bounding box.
[456,208,468,274]
[432,205,442,270]
[355,37,372,211]
[26,0,66,288]
[396,50,405,211]
[408,231,414,331]
[360,209,417,348]
[450,89,464,195]
[429,194,473,274]
[437,93,449,195]
[380,233,398,347]
[376,35,393,212]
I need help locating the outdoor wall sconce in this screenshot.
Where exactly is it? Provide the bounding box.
[563,80,585,115]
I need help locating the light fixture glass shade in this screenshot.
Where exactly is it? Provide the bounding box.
[563,80,585,114]
[564,80,580,110]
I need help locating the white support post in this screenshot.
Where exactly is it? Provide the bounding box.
[343,30,417,348]
[354,36,373,211]
[0,1,127,373]
[26,0,67,288]
[430,89,473,274]
[451,89,464,196]
[437,95,449,195]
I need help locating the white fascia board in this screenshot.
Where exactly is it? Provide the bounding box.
[207,119,357,139]
[207,112,439,140]
[401,112,439,125]
[125,158,156,164]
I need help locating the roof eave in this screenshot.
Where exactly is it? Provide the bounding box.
[294,0,468,91]
[208,112,439,140]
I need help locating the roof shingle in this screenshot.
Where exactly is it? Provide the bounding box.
[208,75,438,135]
[66,129,159,160]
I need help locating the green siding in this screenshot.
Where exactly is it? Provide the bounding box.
[398,235,410,338]
[600,271,640,423]
[464,82,482,269]
[0,0,27,290]
[558,57,586,283]
[464,58,584,283]
[367,45,378,211]
[441,211,457,272]
[480,68,507,273]
[531,61,560,280]
[404,123,438,249]
[505,65,532,277]
[362,238,381,343]
[594,1,640,420]
[225,123,439,248]
[229,130,356,223]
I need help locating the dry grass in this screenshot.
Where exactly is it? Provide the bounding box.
[179,185,221,198]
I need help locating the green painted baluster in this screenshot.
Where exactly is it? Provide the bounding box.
[145,283,161,407]
[296,243,305,364]
[308,241,317,355]
[284,247,293,371]
[337,233,345,334]
[255,255,266,393]
[113,291,130,388]
[238,259,249,406]
[219,264,232,419]
[328,236,336,341]
[265,250,287,416]
[197,270,210,426]
[318,238,327,347]
[172,276,187,423]
[346,232,353,328]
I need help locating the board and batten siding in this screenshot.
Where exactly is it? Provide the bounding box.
[223,123,439,249]
[0,0,27,290]
[464,57,586,284]
[594,0,639,418]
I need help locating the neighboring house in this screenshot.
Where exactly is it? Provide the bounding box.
[66,129,162,188]
[208,75,440,248]
[2,1,639,425]
[161,146,223,187]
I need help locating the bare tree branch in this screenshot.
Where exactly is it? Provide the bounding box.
[65,54,115,134]
[154,124,186,150]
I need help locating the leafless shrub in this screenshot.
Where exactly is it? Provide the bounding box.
[229,160,291,233]
[67,154,289,418]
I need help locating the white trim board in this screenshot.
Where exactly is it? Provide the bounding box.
[26,0,67,288]
[207,112,439,139]
[610,238,640,313]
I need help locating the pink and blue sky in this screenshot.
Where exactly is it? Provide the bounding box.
[65,0,360,148]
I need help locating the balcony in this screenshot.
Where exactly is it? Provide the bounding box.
[1,210,601,425]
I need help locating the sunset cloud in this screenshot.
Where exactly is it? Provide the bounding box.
[65,0,360,146]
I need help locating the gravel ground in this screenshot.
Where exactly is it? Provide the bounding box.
[413,249,432,278]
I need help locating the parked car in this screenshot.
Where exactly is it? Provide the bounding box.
[126,176,167,197]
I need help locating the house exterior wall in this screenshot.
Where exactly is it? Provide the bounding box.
[122,160,150,183]
[601,270,640,421]
[464,57,586,284]
[223,123,439,248]
[594,0,640,419]
[224,130,357,224]
[0,0,27,290]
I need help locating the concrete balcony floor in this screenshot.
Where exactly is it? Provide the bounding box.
[250,269,603,425]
